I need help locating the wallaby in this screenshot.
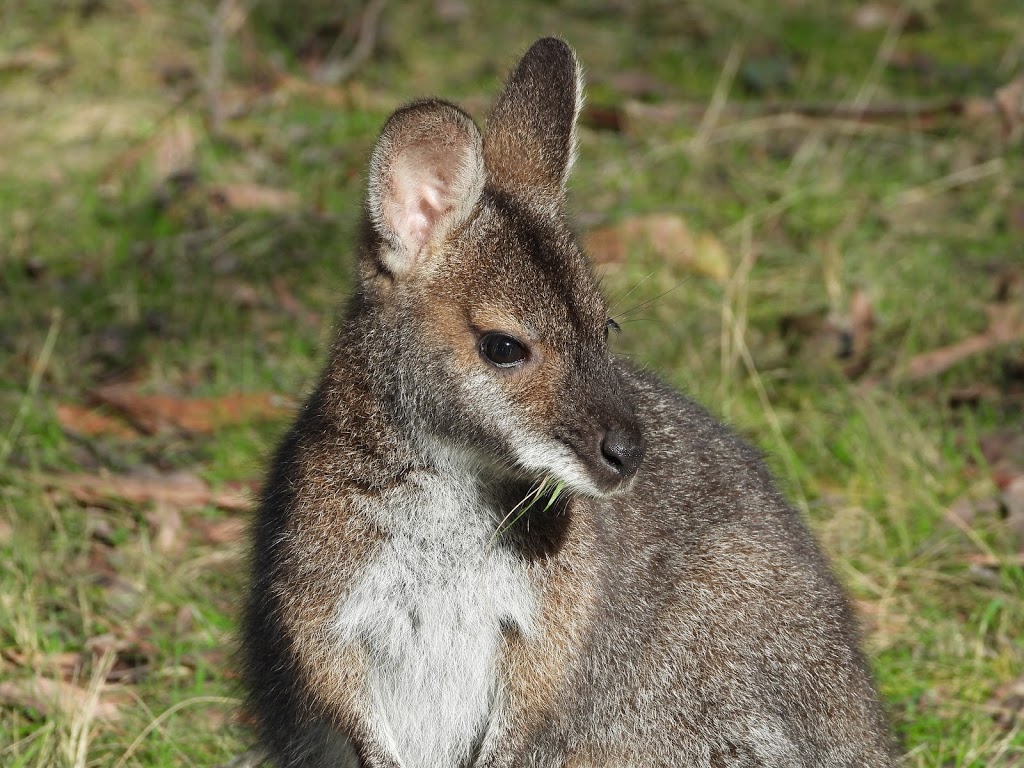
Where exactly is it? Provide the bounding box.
[242,38,894,768]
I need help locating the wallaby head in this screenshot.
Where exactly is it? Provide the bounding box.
[354,38,643,496]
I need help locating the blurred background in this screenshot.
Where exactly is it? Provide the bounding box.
[1,0,1022,765]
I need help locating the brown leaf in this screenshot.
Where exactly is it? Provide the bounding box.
[963,551,1024,568]
[209,183,300,213]
[851,3,897,31]
[979,429,1024,471]
[585,214,730,281]
[995,75,1024,142]
[49,470,251,512]
[842,288,875,378]
[0,676,123,722]
[91,384,292,434]
[56,403,139,439]
[146,503,186,555]
[2,649,86,679]
[992,674,1024,730]
[1001,476,1024,538]
[581,104,625,133]
[691,232,731,284]
[153,118,198,184]
[1008,205,1024,237]
[584,226,626,265]
[610,71,669,99]
[193,516,247,545]
[0,45,67,74]
[85,630,159,683]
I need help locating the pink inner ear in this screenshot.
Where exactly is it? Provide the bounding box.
[387,163,453,257]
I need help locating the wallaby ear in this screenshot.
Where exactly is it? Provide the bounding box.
[367,99,484,278]
[484,38,583,206]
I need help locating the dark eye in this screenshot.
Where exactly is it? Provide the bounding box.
[604,318,621,341]
[479,333,528,368]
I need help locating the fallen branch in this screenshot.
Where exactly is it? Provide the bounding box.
[46,470,251,512]
[902,304,1024,381]
[315,0,387,85]
[584,72,1024,139]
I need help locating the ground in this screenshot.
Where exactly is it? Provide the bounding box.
[1,0,1023,765]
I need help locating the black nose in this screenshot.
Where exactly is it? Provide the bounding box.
[600,425,644,481]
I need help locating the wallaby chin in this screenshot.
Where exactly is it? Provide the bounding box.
[242,37,895,768]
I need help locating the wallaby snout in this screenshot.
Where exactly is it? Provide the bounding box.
[599,422,644,481]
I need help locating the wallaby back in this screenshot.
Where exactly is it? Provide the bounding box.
[242,37,894,768]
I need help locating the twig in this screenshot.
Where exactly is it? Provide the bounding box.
[884,157,1005,207]
[315,0,387,85]
[901,304,1024,381]
[691,42,743,152]
[597,96,974,131]
[207,0,243,135]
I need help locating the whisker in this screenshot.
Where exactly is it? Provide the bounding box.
[613,278,690,321]
[607,271,655,313]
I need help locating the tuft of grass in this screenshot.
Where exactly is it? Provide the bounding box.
[492,476,567,541]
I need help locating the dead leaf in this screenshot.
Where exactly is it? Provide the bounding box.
[691,232,731,284]
[0,677,123,722]
[947,383,1002,407]
[193,516,247,545]
[0,518,12,545]
[902,304,1024,380]
[2,649,86,679]
[995,75,1024,142]
[779,291,873,377]
[851,3,897,31]
[56,403,138,439]
[841,288,875,378]
[0,45,67,74]
[585,214,730,282]
[91,384,292,434]
[49,470,251,512]
[85,630,159,683]
[153,117,198,184]
[209,183,300,213]
[175,605,196,635]
[583,225,626,265]
[963,552,1024,568]
[146,503,186,555]
[993,674,1024,730]
[1001,476,1024,538]
[581,104,625,133]
[610,71,669,99]
[946,495,1000,528]
[980,429,1024,471]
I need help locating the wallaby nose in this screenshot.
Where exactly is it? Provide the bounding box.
[599,425,644,481]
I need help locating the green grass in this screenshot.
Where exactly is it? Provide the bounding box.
[2,0,1023,765]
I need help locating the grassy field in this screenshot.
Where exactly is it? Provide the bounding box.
[1,0,1023,765]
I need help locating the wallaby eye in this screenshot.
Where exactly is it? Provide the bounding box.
[604,318,621,341]
[479,333,528,368]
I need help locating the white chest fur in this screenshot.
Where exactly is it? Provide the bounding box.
[332,469,536,768]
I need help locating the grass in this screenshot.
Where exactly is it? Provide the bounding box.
[1,0,1023,765]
